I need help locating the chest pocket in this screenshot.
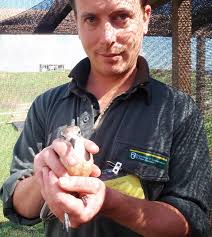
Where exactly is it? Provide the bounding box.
[108,140,170,201]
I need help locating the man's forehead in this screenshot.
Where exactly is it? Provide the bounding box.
[75,0,141,12]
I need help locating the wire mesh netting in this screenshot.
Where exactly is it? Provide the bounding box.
[0,0,211,235]
[0,0,76,34]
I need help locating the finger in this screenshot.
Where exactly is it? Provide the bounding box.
[48,172,86,223]
[82,191,105,221]
[90,164,101,177]
[61,213,80,229]
[35,169,46,199]
[44,169,62,197]
[62,184,105,224]
[51,139,78,166]
[42,170,66,219]
[38,166,53,202]
[41,167,52,200]
[35,169,43,187]
[58,176,106,225]
[84,139,99,154]
[58,176,101,194]
[36,147,68,177]
[61,193,84,216]
[69,219,80,229]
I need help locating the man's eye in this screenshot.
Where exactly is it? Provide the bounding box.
[112,13,129,26]
[113,13,129,22]
[117,14,128,21]
[85,16,97,24]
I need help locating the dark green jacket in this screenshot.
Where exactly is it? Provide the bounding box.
[0,56,210,237]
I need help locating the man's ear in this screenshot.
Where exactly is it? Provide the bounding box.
[143,5,151,35]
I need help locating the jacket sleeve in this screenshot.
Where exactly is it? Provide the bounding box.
[0,95,46,226]
[158,98,211,237]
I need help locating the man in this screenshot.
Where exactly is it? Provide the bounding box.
[0,0,210,236]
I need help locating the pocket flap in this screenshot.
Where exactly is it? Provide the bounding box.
[111,141,169,182]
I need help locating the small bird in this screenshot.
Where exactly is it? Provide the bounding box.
[40,125,93,232]
[59,125,93,176]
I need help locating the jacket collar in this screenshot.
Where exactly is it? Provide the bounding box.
[63,56,152,104]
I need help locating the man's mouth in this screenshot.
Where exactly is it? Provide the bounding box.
[98,53,122,57]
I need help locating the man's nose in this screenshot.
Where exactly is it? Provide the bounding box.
[100,22,116,46]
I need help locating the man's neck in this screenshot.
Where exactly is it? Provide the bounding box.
[86,66,137,112]
[86,66,137,100]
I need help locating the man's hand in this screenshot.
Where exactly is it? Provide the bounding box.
[33,138,101,223]
[37,167,106,228]
[34,138,100,179]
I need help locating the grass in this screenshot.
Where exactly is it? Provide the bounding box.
[0,123,45,236]
[0,71,70,117]
[0,70,211,236]
[0,222,44,237]
[0,71,69,236]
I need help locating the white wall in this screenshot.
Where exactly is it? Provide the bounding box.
[0,34,86,72]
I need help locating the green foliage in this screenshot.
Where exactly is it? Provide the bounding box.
[150,69,172,85]
[205,114,212,154]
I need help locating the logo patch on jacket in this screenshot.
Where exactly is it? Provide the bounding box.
[129,149,167,169]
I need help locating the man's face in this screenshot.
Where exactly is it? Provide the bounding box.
[75,0,151,77]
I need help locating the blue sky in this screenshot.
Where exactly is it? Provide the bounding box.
[0,0,43,9]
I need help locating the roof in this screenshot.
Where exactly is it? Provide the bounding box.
[0,0,211,37]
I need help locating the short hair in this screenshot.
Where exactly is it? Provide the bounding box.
[70,0,75,11]
[70,0,149,11]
